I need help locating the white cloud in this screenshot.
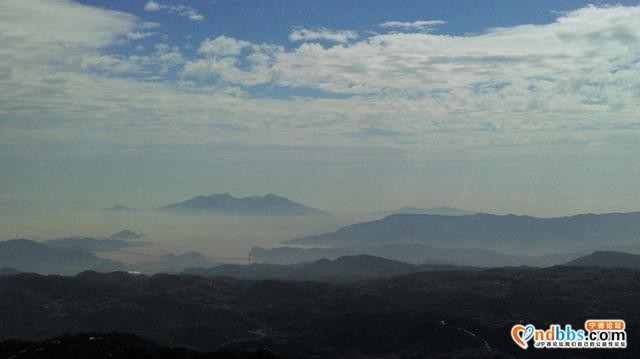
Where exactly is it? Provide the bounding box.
[2,1,640,170]
[198,36,252,57]
[289,27,358,43]
[0,0,136,49]
[144,1,160,12]
[81,54,145,75]
[143,1,204,21]
[140,21,161,29]
[379,20,447,32]
[182,37,281,85]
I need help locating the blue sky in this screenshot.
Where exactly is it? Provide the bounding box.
[74,0,640,96]
[2,0,640,229]
[78,1,640,44]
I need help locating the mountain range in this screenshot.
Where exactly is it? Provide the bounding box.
[249,244,582,267]
[285,212,640,254]
[183,255,473,281]
[159,193,329,216]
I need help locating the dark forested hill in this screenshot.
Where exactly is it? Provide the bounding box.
[0,267,638,358]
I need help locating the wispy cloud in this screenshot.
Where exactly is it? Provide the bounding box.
[289,27,358,43]
[379,20,447,32]
[144,1,204,21]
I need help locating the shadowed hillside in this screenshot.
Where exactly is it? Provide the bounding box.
[0,267,638,358]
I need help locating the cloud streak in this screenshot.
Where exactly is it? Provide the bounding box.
[379,20,447,31]
[289,27,358,43]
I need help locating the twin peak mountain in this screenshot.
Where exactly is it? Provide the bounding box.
[159,192,329,216]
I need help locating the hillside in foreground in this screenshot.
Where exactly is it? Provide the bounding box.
[0,267,638,358]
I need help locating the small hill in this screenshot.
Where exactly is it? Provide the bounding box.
[249,246,352,265]
[296,255,418,279]
[564,251,640,269]
[108,229,145,240]
[159,193,329,216]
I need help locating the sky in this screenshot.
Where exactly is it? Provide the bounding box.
[2,0,640,229]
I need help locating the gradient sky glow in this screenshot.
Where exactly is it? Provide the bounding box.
[2,0,640,230]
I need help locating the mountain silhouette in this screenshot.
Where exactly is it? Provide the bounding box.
[183,255,473,281]
[108,229,145,240]
[285,212,640,254]
[159,193,329,216]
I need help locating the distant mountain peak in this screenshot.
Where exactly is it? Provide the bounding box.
[108,229,145,240]
[158,193,329,216]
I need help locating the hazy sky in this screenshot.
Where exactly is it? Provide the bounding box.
[2,0,640,224]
